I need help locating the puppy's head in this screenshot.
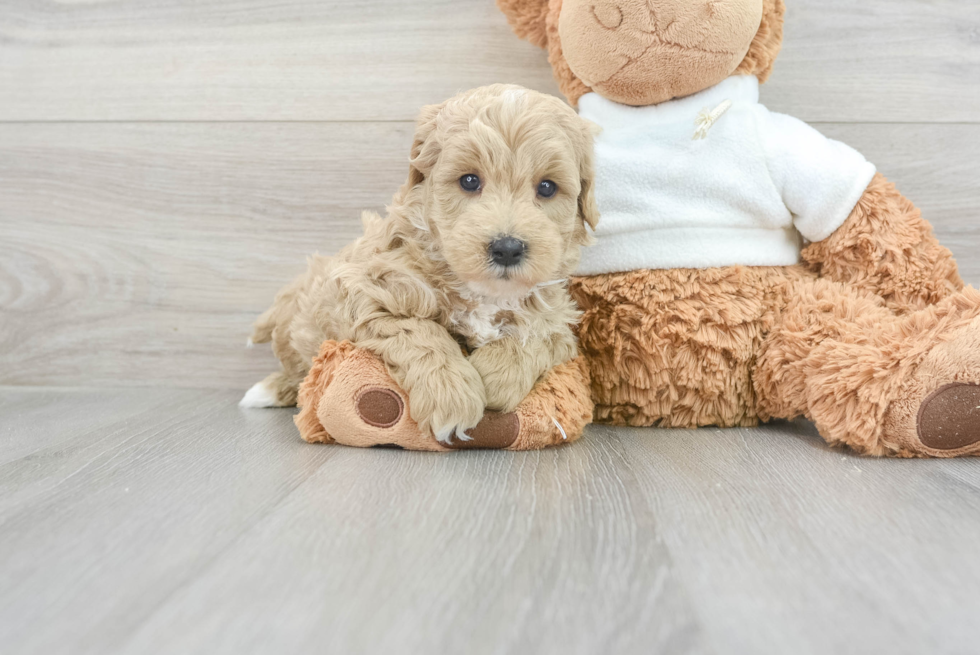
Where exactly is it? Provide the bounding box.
[403,84,598,300]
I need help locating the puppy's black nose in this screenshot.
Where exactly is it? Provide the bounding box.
[489,237,526,268]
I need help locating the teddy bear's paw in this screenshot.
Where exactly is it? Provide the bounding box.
[883,316,980,458]
[916,384,980,452]
[443,411,521,450]
[308,347,448,451]
[354,387,404,428]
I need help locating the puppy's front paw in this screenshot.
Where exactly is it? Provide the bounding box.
[469,347,536,413]
[408,361,487,444]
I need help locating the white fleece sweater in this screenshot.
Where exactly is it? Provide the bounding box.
[575,75,877,275]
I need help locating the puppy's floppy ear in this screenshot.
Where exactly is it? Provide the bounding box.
[407,100,446,188]
[576,119,600,235]
[496,0,552,49]
[578,172,599,232]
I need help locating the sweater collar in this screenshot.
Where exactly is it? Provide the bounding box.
[578,75,760,130]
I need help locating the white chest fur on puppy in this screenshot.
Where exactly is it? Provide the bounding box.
[451,301,510,348]
[576,75,877,276]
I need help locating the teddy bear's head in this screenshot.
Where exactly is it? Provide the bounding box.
[498,0,785,106]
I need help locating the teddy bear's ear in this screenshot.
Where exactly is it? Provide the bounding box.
[496,0,552,49]
[734,0,786,83]
[497,0,593,106]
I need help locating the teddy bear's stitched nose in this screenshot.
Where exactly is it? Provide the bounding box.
[592,3,624,29]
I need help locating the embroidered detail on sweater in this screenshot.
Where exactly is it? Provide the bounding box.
[693,99,732,140]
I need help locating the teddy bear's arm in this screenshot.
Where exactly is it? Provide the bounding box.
[759,110,963,313]
[801,172,963,314]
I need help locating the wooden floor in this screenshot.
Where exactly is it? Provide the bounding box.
[4,388,980,655]
[2,1,980,653]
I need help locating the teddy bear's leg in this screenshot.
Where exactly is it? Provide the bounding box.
[509,356,594,450]
[755,277,980,457]
[295,341,592,451]
[570,266,804,428]
[801,173,963,314]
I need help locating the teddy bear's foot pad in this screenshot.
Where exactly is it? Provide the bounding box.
[445,411,520,450]
[356,387,404,428]
[918,383,980,451]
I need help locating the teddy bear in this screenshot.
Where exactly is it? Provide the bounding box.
[496,0,980,457]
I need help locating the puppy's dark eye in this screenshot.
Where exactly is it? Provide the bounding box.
[459,174,481,192]
[537,180,558,198]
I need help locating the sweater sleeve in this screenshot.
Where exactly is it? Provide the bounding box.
[759,109,877,243]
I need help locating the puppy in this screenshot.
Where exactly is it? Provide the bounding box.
[242,84,599,443]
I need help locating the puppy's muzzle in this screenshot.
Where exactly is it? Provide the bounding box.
[489,236,526,268]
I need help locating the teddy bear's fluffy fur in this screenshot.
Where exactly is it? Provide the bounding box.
[571,174,966,440]
[499,0,980,457]
[246,84,599,443]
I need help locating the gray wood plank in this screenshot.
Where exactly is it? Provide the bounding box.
[764,0,980,124]
[0,0,977,123]
[0,387,705,655]
[615,421,980,655]
[0,121,412,389]
[0,388,338,655]
[2,122,978,389]
[0,387,179,466]
[124,429,704,655]
[0,0,561,122]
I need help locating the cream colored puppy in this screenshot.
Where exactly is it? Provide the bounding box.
[242,84,598,443]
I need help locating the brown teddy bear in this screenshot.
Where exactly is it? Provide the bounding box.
[497,0,980,457]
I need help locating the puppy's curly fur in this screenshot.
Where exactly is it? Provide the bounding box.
[243,85,599,443]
